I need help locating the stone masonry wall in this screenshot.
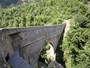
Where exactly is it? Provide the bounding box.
[0,23,66,68]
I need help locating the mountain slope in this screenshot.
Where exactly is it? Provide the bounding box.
[0,0,90,68]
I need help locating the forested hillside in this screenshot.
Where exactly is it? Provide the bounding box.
[0,0,90,68]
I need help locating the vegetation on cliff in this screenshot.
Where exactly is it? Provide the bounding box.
[0,0,90,68]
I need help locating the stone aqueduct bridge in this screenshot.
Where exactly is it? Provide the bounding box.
[0,23,66,68]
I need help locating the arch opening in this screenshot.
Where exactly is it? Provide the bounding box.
[38,42,56,67]
[5,53,10,62]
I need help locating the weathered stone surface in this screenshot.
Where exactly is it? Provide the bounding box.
[8,49,33,68]
[48,61,64,68]
[0,23,66,68]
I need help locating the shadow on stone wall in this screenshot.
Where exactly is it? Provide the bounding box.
[55,28,66,68]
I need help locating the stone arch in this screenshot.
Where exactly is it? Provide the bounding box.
[0,23,66,68]
[38,41,56,67]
